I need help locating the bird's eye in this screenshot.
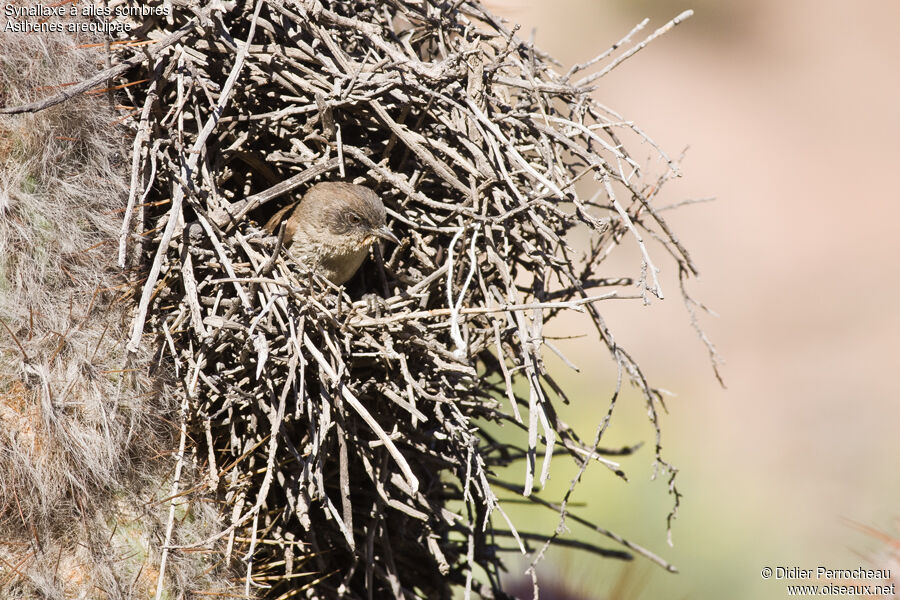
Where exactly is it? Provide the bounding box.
[348,214,361,226]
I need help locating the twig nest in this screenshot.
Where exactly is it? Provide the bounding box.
[105,1,711,597]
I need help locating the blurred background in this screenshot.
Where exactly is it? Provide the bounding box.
[484,0,900,598]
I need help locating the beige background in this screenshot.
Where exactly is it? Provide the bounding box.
[487,1,900,598]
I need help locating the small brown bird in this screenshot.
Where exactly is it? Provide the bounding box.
[264,182,400,285]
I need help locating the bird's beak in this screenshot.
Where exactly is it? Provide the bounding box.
[373,225,400,245]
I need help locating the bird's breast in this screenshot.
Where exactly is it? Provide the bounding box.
[319,246,369,285]
[286,235,370,285]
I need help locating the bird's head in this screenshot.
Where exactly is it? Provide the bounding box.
[306,182,399,250]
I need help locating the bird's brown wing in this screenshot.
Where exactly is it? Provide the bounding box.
[264,202,299,242]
